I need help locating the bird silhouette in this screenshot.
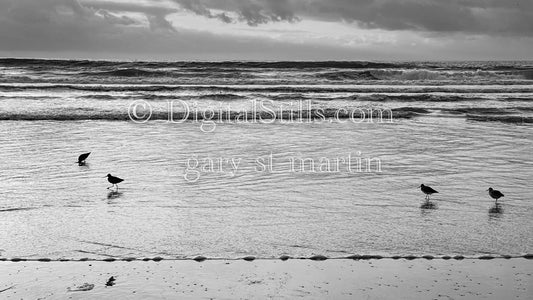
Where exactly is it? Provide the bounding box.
[420,184,438,200]
[105,276,116,287]
[106,174,124,190]
[77,152,91,165]
[487,187,504,203]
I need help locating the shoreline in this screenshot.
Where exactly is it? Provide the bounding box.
[2,254,532,262]
[1,259,531,299]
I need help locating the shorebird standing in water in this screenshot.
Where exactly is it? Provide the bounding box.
[420,184,438,200]
[77,152,91,165]
[487,187,504,203]
[106,174,124,190]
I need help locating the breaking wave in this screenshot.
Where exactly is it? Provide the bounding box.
[0,106,529,123]
[82,68,170,77]
[466,114,533,124]
[0,107,417,121]
[0,58,531,126]
[2,84,533,94]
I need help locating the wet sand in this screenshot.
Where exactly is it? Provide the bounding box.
[1,259,531,299]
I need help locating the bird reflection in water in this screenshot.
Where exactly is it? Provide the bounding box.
[107,191,123,200]
[420,201,437,210]
[489,203,504,219]
[420,200,437,217]
[78,163,90,170]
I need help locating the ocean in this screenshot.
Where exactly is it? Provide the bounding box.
[0,59,532,259]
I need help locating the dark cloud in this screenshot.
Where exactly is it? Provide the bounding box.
[80,1,177,16]
[80,0,178,31]
[172,0,300,26]
[324,0,533,35]
[0,0,531,60]
[146,14,176,32]
[0,0,377,59]
[0,0,179,36]
[170,0,233,23]
[98,10,138,25]
[4,0,531,36]
[171,0,533,35]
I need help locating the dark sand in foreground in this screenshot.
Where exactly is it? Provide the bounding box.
[1,259,531,299]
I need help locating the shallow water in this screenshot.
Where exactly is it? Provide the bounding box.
[0,59,532,259]
[0,117,531,259]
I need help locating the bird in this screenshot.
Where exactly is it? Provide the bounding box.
[105,276,116,287]
[487,187,504,203]
[420,184,438,200]
[77,152,91,165]
[106,174,124,190]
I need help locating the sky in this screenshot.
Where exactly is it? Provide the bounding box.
[0,0,532,60]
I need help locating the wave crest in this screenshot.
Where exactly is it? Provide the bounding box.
[82,68,169,77]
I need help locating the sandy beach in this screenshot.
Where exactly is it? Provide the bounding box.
[1,258,531,299]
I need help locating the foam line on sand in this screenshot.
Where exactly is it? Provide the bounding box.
[2,253,532,262]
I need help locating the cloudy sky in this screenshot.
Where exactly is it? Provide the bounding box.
[0,0,532,60]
